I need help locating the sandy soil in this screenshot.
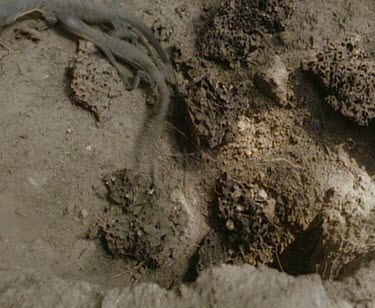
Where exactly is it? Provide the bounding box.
[0,0,374,305]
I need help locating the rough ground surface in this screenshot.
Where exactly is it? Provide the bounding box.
[0,0,375,306]
[302,36,375,126]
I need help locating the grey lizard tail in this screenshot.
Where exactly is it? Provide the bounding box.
[112,11,176,85]
[133,83,171,179]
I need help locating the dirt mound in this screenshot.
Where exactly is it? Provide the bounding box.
[92,169,188,268]
[216,173,284,263]
[70,40,124,119]
[198,0,294,63]
[281,201,375,279]
[179,60,250,148]
[196,155,318,273]
[302,36,375,125]
[196,171,287,272]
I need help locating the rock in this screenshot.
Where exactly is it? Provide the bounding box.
[255,56,289,106]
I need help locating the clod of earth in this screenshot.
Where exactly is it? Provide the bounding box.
[93,169,189,269]
[301,36,375,126]
[198,0,294,63]
[71,40,123,119]
[181,68,250,148]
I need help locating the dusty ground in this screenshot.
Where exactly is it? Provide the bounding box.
[0,0,374,306]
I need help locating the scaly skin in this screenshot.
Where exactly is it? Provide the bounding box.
[57,12,170,176]
[0,0,176,84]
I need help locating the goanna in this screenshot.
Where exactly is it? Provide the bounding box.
[57,12,170,175]
[0,0,176,84]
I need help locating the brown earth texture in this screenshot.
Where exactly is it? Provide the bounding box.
[0,0,374,307]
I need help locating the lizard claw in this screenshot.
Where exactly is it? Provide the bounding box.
[110,23,139,44]
[118,70,142,91]
[31,10,58,31]
[119,73,135,91]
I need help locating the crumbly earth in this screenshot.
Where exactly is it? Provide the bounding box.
[0,0,375,306]
[301,36,375,126]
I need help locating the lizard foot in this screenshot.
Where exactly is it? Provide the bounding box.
[126,70,152,90]
[110,23,139,45]
[31,10,58,31]
[118,69,140,91]
[119,73,137,91]
[137,70,153,87]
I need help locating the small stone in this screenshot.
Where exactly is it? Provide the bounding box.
[175,4,188,18]
[79,209,89,219]
[226,219,235,230]
[85,145,92,151]
[254,56,289,106]
[28,178,39,188]
[237,120,248,132]
[63,203,75,215]
[257,189,268,201]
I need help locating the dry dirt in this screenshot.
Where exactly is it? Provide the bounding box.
[0,0,374,307]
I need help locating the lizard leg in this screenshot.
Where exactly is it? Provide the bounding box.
[42,11,58,26]
[136,70,153,87]
[97,44,136,90]
[131,70,151,89]
[117,67,137,90]
[32,10,58,31]
[110,20,139,45]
